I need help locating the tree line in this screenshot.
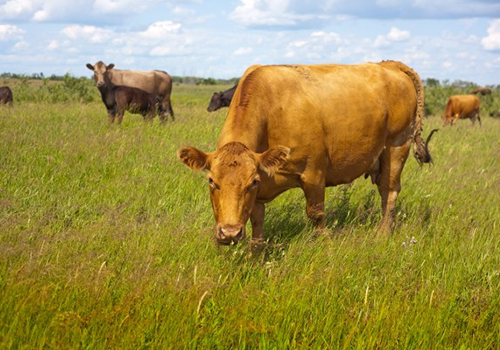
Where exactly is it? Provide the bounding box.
[2,72,499,116]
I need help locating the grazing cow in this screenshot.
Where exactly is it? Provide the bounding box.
[86,61,174,121]
[0,86,13,106]
[178,61,434,245]
[207,85,237,112]
[443,95,481,126]
[471,87,491,96]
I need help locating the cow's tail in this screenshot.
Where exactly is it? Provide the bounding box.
[383,60,433,165]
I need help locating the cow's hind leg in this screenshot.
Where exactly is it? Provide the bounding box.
[159,96,175,122]
[376,138,412,235]
[474,110,481,126]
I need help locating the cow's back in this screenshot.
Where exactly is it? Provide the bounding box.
[451,95,480,116]
[219,63,419,184]
[109,69,172,97]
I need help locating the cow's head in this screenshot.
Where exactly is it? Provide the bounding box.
[86,61,115,88]
[178,142,289,245]
[207,92,222,112]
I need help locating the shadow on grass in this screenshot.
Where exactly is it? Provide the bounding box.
[217,184,435,264]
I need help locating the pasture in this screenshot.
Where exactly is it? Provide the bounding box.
[1,83,500,348]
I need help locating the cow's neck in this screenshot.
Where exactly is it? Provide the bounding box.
[217,107,268,153]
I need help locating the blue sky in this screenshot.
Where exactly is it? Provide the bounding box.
[1,0,500,85]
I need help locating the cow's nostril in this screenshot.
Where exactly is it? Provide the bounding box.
[235,228,243,239]
[219,227,226,239]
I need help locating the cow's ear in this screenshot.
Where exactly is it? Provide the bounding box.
[107,63,115,70]
[86,63,94,71]
[178,147,211,171]
[258,146,290,176]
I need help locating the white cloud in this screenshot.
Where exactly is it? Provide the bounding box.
[61,25,114,44]
[92,0,157,14]
[0,0,165,22]
[229,0,312,27]
[374,27,410,47]
[233,47,253,55]
[311,31,341,44]
[387,27,410,41]
[139,21,182,40]
[0,24,25,41]
[0,0,34,19]
[482,19,500,51]
[47,40,59,50]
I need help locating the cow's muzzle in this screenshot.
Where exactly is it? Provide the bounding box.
[215,224,245,245]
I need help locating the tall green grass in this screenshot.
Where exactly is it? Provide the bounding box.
[1,85,500,349]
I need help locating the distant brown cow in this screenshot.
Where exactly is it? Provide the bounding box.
[471,87,491,96]
[207,85,237,112]
[86,61,174,121]
[443,95,481,126]
[0,86,13,106]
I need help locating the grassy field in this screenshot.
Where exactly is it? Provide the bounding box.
[1,84,500,349]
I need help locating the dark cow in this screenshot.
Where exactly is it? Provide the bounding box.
[207,85,237,112]
[86,61,174,121]
[178,61,434,246]
[88,64,160,124]
[443,95,481,126]
[471,87,491,96]
[0,86,13,106]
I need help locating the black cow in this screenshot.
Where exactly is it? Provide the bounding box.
[207,85,237,112]
[0,86,13,106]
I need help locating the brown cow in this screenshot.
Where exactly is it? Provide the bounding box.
[471,87,491,96]
[178,61,434,245]
[86,61,174,121]
[0,86,13,106]
[207,85,237,112]
[442,95,481,126]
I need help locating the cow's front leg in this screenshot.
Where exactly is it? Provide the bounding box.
[107,111,115,124]
[250,201,265,254]
[250,201,265,243]
[301,177,326,233]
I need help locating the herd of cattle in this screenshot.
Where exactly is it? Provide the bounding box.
[0,61,496,246]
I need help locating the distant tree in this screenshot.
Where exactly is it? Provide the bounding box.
[424,78,440,88]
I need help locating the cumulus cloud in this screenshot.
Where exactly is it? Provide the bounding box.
[229,0,500,28]
[61,25,114,44]
[229,0,313,27]
[374,27,410,47]
[0,0,34,19]
[0,0,170,22]
[59,20,193,59]
[139,21,182,39]
[482,19,500,51]
[0,24,25,41]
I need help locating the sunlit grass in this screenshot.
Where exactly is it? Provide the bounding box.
[1,85,500,348]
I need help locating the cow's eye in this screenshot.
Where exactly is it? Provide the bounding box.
[208,177,218,190]
[248,178,260,190]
